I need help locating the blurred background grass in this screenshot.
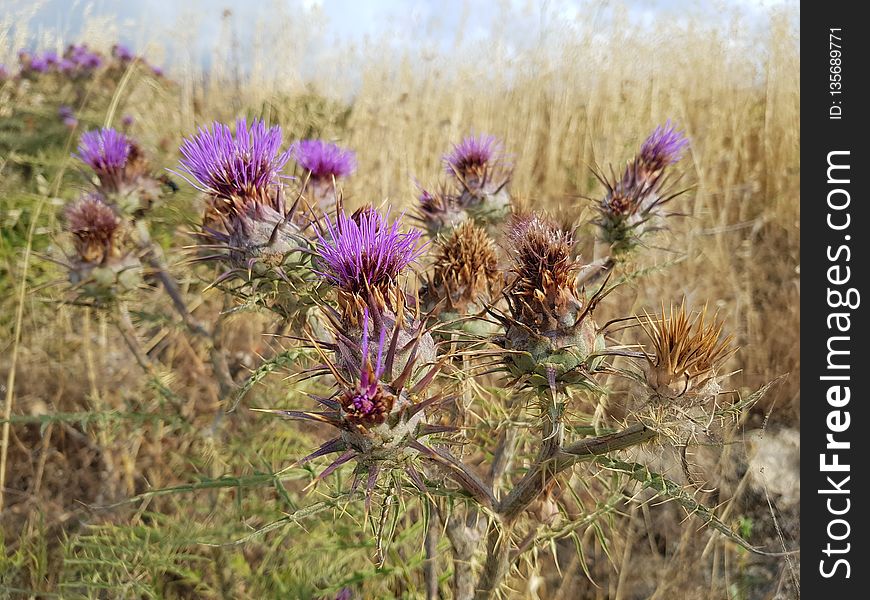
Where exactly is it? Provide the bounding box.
[0,1,799,598]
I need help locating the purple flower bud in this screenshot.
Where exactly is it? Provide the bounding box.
[121,114,134,128]
[639,120,689,172]
[176,118,292,200]
[292,139,356,182]
[43,50,60,66]
[443,133,502,179]
[75,128,131,176]
[0,65,9,80]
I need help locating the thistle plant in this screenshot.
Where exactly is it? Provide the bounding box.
[177,118,318,319]
[415,134,513,238]
[60,193,141,304]
[32,107,780,600]
[291,139,357,213]
[594,121,690,257]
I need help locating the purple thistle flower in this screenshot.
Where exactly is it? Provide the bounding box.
[443,133,503,178]
[640,120,689,170]
[58,59,75,73]
[29,56,49,73]
[315,207,424,295]
[112,44,134,62]
[292,139,356,181]
[59,105,78,128]
[176,118,292,200]
[75,128,131,174]
[43,50,60,66]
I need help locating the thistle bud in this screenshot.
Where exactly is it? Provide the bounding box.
[638,302,735,402]
[75,128,167,215]
[291,139,356,214]
[595,122,689,255]
[314,207,436,380]
[63,193,140,301]
[415,186,467,237]
[422,221,501,336]
[261,309,451,504]
[497,212,605,390]
[443,134,512,225]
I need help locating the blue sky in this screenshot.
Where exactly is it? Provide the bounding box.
[9,0,796,71]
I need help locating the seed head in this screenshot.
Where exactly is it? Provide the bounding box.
[506,212,580,330]
[638,302,735,401]
[64,193,122,264]
[428,221,500,315]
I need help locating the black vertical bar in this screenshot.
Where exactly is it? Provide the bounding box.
[803,3,869,597]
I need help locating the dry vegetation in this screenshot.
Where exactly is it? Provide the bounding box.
[0,2,799,598]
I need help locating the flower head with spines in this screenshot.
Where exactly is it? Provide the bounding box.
[491,211,608,392]
[291,139,356,213]
[254,307,480,520]
[423,221,501,329]
[442,133,513,227]
[176,119,314,299]
[177,118,292,203]
[594,121,690,254]
[76,127,131,180]
[314,206,425,322]
[75,127,170,215]
[64,193,122,264]
[61,193,141,303]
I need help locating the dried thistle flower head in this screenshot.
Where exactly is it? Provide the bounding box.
[506,212,580,330]
[443,134,512,225]
[63,194,141,302]
[291,139,356,213]
[314,206,424,322]
[638,302,735,401]
[594,121,689,254]
[495,212,606,391]
[64,193,122,264]
[425,221,500,319]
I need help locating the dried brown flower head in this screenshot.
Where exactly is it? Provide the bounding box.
[638,302,736,400]
[64,193,122,264]
[506,212,581,331]
[428,221,500,315]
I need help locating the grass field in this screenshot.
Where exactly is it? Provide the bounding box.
[0,3,799,598]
